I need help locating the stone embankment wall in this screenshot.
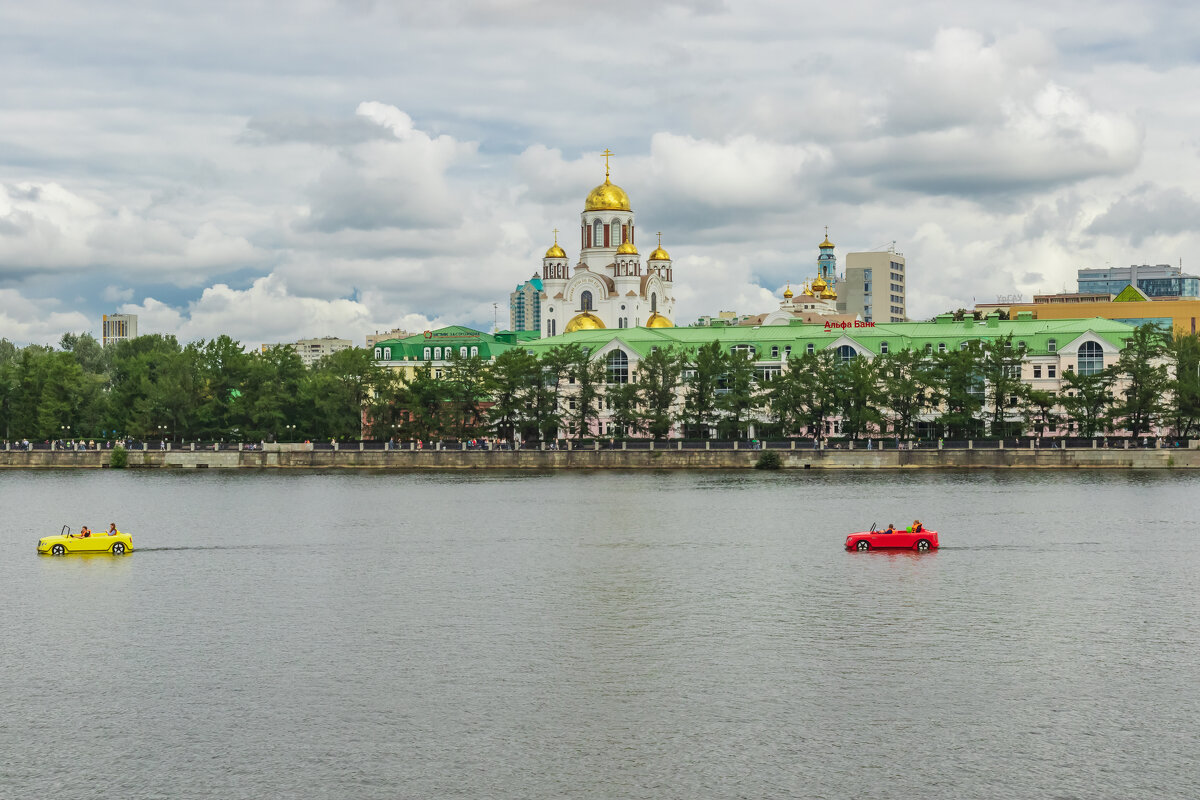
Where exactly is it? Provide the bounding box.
[3,447,1199,469]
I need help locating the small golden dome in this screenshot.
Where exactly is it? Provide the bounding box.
[545,243,566,259]
[649,246,670,261]
[564,312,606,333]
[783,284,794,299]
[820,236,835,248]
[585,179,631,212]
[812,276,827,291]
[801,282,815,297]
[646,313,673,328]
[616,241,638,255]
[821,288,838,300]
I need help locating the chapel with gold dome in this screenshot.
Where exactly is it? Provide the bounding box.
[536,150,676,336]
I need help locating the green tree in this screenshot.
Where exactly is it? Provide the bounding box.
[484,348,539,443]
[933,343,985,439]
[683,341,724,436]
[1058,369,1114,438]
[561,344,605,440]
[1164,331,1200,438]
[1111,324,1169,439]
[243,345,305,440]
[605,381,644,439]
[1022,387,1062,441]
[301,347,380,440]
[875,348,937,440]
[766,349,839,444]
[442,352,489,441]
[837,354,882,440]
[716,347,759,439]
[636,345,685,440]
[980,335,1026,437]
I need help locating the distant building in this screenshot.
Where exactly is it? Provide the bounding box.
[101,313,138,346]
[510,276,543,333]
[839,250,906,323]
[1078,263,1199,298]
[975,285,1200,334]
[366,328,411,348]
[371,326,540,381]
[262,336,353,367]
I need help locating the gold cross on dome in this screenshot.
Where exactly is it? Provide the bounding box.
[552,228,559,244]
[657,231,662,246]
[601,148,614,178]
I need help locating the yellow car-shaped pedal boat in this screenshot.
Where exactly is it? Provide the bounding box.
[38,526,133,556]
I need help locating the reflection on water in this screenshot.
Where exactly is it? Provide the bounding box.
[3,469,1199,799]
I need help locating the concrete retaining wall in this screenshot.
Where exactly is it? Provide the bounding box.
[2,447,1198,470]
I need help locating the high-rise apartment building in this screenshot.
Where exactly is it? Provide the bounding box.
[101,313,138,346]
[366,328,411,348]
[509,276,543,333]
[839,251,906,323]
[262,336,353,367]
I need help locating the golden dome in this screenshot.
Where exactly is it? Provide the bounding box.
[801,282,815,297]
[649,246,670,261]
[545,243,566,259]
[564,312,606,333]
[820,236,835,248]
[646,313,673,328]
[812,276,827,291]
[616,241,638,255]
[783,284,794,299]
[585,179,631,212]
[821,288,838,300]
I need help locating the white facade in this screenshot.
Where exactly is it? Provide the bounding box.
[101,313,138,346]
[538,162,676,336]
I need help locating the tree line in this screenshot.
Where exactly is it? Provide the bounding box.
[3,325,1198,444]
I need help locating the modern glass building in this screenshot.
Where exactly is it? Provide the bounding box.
[1078,264,1199,298]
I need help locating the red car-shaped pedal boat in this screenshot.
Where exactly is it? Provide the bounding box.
[846,525,938,552]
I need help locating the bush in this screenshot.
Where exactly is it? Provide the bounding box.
[110,445,128,469]
[755,450,781,470]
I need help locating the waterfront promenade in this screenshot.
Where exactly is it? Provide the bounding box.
[2,439,1198,469]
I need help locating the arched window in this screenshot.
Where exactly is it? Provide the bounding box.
[459,347,468,358]
[374,347,382,360]
[836,345,857,364]
[433,347,442,360]
[580,290,593,311]
[880,341,889,354]
[938,342,946,353]
[471,346,479,357]
[607,349,629,384]
[423,346,431,360]
[806,343,814,355]
[651,293,657,312]
[771,346,779,358]
[925,343,933,355]
[383,347,391,360]
[1048,338,1058,353]
[731,344,756,357]
[1078,341,1104,375]
[593,219,602,248]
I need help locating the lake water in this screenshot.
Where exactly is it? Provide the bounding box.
[1,469,1198,799]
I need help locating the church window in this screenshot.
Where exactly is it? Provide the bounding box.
[459,347,468,358]
[880,341,888,354]
[581,290,594,311]
[836,345,857,364]
[423,346,431,360]
[651,293,657,312]
[471,346,479,357]
[607,350,629,384]
[383,347,391,360]
[374,347,382,360]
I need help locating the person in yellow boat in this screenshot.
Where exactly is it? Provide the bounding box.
[107,523,119,536]
[77,525,91,538]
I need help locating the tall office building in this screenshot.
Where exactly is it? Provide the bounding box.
[1077,264,1199,298]
[509,275,543,333]
[101,313,138,346]
[839,251,906,323]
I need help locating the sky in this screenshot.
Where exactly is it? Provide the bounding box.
[2,0,1199,349]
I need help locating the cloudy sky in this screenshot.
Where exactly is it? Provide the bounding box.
[2,0,1198,348]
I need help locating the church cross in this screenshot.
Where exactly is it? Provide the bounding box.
[601,148,614,179]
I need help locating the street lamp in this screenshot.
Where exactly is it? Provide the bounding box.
[284,424,296,441]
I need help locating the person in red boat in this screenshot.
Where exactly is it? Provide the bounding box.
[912,520,924,533]
[883,523,896,534]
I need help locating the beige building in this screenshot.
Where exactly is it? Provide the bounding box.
[366,328,411,348]
[101,313,138,346]
[262,336,353,367]
[839,250,906,323]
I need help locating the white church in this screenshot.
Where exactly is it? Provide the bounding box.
[539,152,675,336]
